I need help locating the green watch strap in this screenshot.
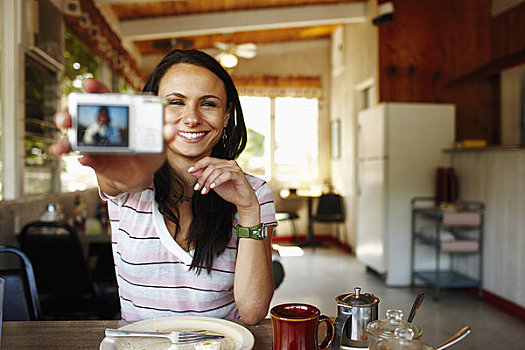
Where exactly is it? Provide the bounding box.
[236,223,267,240]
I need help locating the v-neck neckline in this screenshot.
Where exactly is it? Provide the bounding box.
[152,199,194,265]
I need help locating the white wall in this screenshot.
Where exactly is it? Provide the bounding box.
[452,149,525,308]
[0,188,100,247]
[500,64,525,145]
[1,0,25,200]
[330,0,378,248]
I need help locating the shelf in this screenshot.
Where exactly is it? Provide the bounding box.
[414,233,480,253]
[444,145,525,153]
[446,48,525,87]
[413,207,442,218]
[413,202,483,228]
[413,270,480,288]
[413,233,439,246]
[411,197,483,299]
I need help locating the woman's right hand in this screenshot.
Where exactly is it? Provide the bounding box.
[50,79,167,196]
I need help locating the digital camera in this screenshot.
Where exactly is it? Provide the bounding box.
[68,92,166,154]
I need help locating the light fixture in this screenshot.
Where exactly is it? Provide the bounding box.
[217,52,238,68]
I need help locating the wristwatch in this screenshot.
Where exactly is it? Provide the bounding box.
[236,223,267,240]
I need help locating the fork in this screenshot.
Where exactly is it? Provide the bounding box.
[105,329,225,344]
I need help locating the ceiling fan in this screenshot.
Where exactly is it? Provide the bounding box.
[152,38,194,51]
[214,41,257,68]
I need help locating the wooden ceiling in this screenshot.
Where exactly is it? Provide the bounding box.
[110,0,361,19]
[97,0,365,57]
[133,26,339,56]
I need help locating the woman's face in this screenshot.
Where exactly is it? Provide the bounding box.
[158,63,230,163]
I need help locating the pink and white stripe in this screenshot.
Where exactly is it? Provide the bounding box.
[102,174,277,321]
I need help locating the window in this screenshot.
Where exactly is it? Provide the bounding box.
[238,96,319,184]
[24,55,60,195]
[237,96,271,178]
[62,31,99,98]
[60,31,100,192]
[274,97,318,181]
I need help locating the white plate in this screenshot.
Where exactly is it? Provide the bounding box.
[100,316,255,350]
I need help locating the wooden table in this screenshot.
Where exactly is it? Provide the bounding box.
[1,319,273,349]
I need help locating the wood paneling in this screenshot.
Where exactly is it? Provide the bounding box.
[232,75,321,88]
[449,2,525,86]
[451,78,500,144]
[111,0,362,20]
[492,1,525,61]
[109,0,357,56]
[447,49,525,86]
[378,0,498,144]
[134,25,337,55]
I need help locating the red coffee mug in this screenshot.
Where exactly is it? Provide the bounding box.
[271,303,335,350]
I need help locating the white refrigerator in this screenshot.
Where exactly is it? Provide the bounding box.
[355,102,455,286]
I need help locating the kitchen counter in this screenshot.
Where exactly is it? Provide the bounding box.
[444,144,525,153]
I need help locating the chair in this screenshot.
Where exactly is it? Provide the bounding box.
[18,221,119,320]
[311,193,346,243]
[275,212,300,241]
[88,242,117,284]
[0,245,41,320]
[272,259,285,290]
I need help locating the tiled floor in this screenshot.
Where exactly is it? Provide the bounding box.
[269,244,525,350]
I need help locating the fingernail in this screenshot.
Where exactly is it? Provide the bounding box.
[210,183,216,189]
[194,183,200,191]
[201,187,207,194]
[188,166,194,172]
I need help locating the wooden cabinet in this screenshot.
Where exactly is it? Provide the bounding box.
[410,197,484,299]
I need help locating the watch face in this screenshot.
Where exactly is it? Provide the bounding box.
[236,224,266,240]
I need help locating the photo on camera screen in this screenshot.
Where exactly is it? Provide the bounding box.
[77,104,129,147]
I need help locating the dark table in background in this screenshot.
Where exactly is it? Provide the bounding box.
[279,189,323,247]
[77,229,115,283]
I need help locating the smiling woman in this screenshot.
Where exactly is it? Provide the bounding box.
[50,49,277,326]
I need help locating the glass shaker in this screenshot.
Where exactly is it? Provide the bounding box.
[366,309,423,350]
[40,203,58,221]
[372,328,433,350]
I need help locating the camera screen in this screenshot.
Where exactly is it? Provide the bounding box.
[77,104,130,147]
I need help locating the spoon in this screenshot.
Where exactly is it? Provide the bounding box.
[434,326,471,350]
[407,292,425,323]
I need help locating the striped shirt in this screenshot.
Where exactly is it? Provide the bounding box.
[103,174,277,321]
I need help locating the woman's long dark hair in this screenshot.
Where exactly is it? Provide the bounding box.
[142,49,247,274]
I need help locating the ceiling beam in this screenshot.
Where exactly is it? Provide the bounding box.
[98,0,185,3]
[119,2,366,41]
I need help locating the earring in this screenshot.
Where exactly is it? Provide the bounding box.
[222,128,228,148]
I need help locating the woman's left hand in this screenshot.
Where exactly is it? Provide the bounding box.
[189,157,258,211]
